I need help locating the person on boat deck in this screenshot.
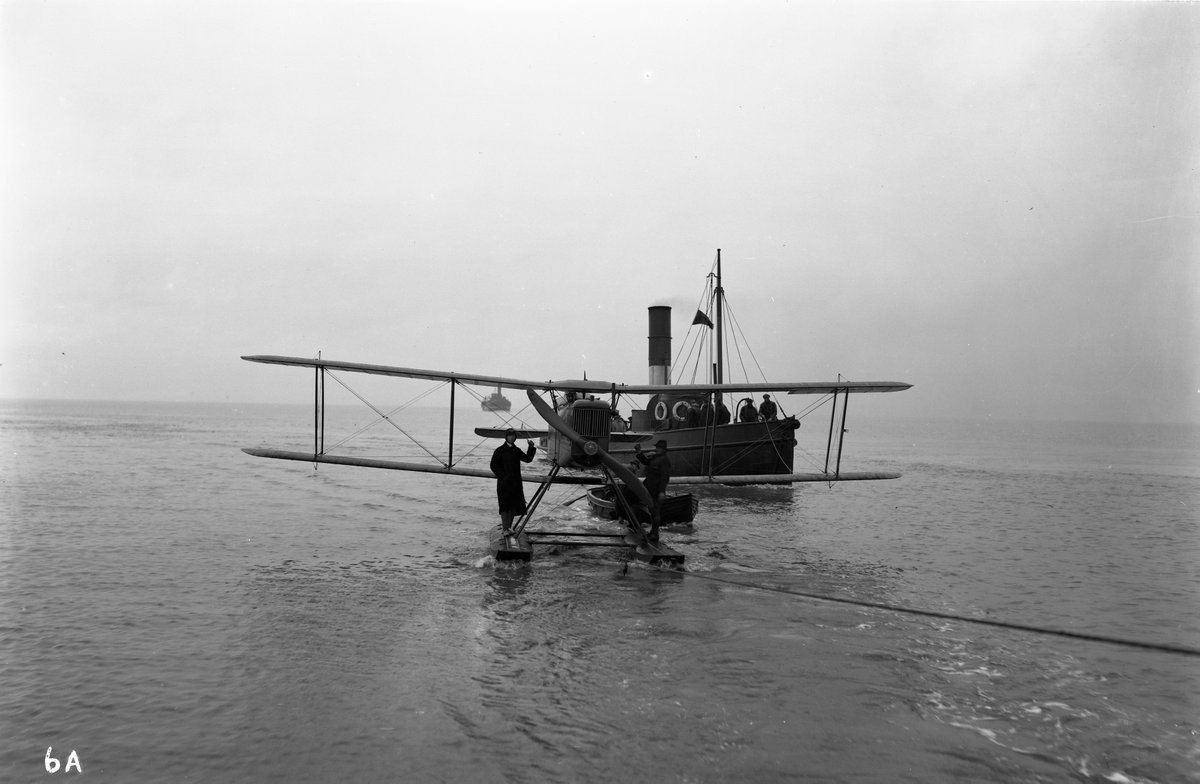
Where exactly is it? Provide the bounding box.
[759,394,778,421]
[739,399,759,423]
[715,398,731,425]
[490,428,536,535]
[634,439,672,542]
[610,405,628,432]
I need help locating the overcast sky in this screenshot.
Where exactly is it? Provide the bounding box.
[3,1,1197,423]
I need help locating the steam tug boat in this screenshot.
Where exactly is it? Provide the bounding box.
[612,250,800,479]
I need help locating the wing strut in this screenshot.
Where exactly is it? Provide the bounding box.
[599,465,652,538]
[822,388,854,479]
[314,358,325,458]
[513,463,561,537]
[825,391,836,474]
[837,390,850,476]
[448,380,456,466]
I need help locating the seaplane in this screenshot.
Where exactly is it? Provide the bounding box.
[241,251,912,568]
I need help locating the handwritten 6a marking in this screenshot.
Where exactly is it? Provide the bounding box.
[44,747,82,774]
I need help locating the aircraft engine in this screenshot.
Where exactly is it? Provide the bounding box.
[553,398,611,468]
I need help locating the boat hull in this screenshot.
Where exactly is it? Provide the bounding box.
[610,418,799,477]
[586,485,698,524]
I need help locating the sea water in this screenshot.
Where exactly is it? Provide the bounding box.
[1,399,1197,783]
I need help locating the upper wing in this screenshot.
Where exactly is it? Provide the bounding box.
[242,355,554,390]
[242,355,911,395]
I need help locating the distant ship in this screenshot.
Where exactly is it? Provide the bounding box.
[481,387,511,412]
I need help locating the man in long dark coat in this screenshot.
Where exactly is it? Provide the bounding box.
[490,428,536,534]
[634,439,672,542]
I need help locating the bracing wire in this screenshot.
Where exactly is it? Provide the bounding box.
[671,269,718,384]
[322,372,538,466]
[324,371,444,460]
[673,328,707,385]
[456,400,541,463]
[722,299,770,386]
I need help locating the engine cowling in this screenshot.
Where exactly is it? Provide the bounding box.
[549,398,611,467]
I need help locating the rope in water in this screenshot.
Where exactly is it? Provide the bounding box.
[649,564,1200,657]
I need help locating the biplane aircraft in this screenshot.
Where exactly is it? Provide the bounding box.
[241,251,911,568]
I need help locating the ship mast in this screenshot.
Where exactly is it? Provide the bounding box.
[715,248,724,386]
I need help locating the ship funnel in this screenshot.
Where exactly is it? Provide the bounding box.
[648,306,671,385]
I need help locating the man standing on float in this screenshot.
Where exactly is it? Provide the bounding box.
[634,439,672,543]
[490,428,536,535]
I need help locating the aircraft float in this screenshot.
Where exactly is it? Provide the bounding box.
[242,250,911,569]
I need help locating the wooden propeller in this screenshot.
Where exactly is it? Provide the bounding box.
[525,389,654,509]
